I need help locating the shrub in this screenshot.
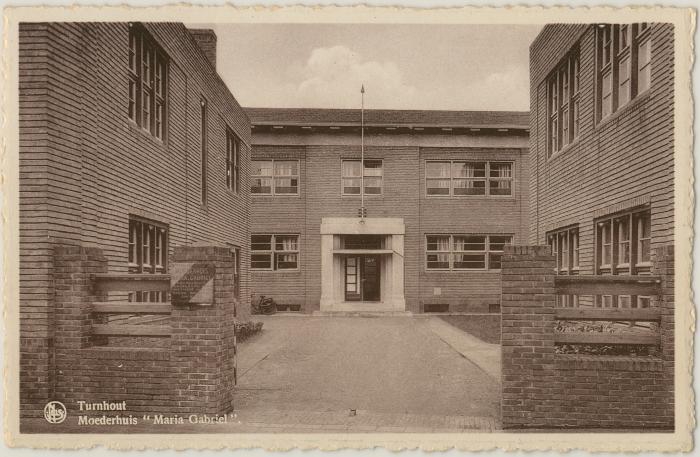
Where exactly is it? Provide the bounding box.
[235,320,264,342]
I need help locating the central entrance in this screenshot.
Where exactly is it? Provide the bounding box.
[319,217,406,312]
[345,255,381,302]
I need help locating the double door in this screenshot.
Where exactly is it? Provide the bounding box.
[344,255,380,302]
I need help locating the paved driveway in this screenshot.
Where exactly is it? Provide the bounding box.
[234,316,500,431]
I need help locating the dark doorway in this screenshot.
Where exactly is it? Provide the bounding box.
[345,255,381,302]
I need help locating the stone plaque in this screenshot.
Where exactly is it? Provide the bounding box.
[170,262,215,306]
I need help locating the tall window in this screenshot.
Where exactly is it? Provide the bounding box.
[251,234,299,270]
[200,98,208,205]
[226,129,240,193]
[425,234,512,271]
[548,226,580,307]
[128,23,168,140]
[128,217,168,302]
[596,23,652,122]
[595,208,652,308]
[426,161,513,197]
[548,227,580,274]
[251,160,299,195]
[546,47,580,156]
[341,160,383,195]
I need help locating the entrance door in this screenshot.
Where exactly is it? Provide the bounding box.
[345,255,381,302]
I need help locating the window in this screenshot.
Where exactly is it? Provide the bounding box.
[251,160,299,195]
[128,217,168,302]
[128,23,168,140]
[251,234,299,270]
[595,208,652,307]
[200,98,208,205]
[596,23,652,121]
[226,129,241,193]
[342,160,383,195]
[547,226,580,273]
[425,234,512,270]
[546,47,581,156]
[548,226,580,307]
[426,161,512,197]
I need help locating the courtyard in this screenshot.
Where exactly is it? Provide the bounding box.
[233,315,501,432]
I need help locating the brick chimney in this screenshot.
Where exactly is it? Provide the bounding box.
[188,28,217,69]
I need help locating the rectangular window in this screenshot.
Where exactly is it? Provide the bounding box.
[637,36,652,94]
[425,162,451,196]
[597,23,653,121]
[128,217,168,303]
[226,129,241,193]
[129,217,168,273]
[128,24,168,139]
[548,226,579,307]
[425,234,512,271]
[426,161,512,197]
[342,159,383,195]
[251,234,299,270]
[426,235,451,269]
[546,47,581,155]
[547,226,580,274]
[200,98,208,205]
[251,159,299,195]
[453,162,486,196]
[596,208,651,274]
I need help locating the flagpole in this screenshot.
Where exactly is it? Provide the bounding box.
[360,85,365,220]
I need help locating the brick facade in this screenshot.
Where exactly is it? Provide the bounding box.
[19,23,250,416]
[501,245,674,429]
[248,109,529,313]
[47,245,237,420]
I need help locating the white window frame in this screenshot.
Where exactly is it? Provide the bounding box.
[251,234,300,271]
[425,160,514,198]
[251,159,300,196]
[425,234,512,271]
[341,159,384,196]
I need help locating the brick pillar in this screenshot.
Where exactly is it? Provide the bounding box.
[651,244,674,426]
[170,245,236,414]
[53,246,108,401]
[500,245,556,429]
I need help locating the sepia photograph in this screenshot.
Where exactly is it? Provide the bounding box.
[1,3,695,452]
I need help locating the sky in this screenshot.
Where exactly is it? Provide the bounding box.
[190,23,543,111]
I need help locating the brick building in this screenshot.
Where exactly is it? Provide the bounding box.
[529,23,674,304]
[19,23,250,415]
[246,108,529,314]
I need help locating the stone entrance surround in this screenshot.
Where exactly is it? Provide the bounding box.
[319,217,406,312]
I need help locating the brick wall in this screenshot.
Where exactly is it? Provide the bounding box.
[249,131,529,313]
[529,24,674,268]
[19,22,250,416]
[501,245,674,429]
[53,245,236,416]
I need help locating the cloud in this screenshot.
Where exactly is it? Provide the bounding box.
[284,45,418,109]
[251,45,529,111]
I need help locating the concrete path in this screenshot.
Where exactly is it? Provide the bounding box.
[234,315,501,431]
[424,317,501,381]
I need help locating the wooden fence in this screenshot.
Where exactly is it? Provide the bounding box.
[501,245,674,430]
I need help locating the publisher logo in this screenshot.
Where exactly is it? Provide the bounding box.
[44,401,67,424]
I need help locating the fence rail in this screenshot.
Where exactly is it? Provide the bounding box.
[554,275,662,296]
[90,273,172,338]
[92,273,171,292]
[554,274,662,347]
[92,302,172,314]
[554,307,661,321]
